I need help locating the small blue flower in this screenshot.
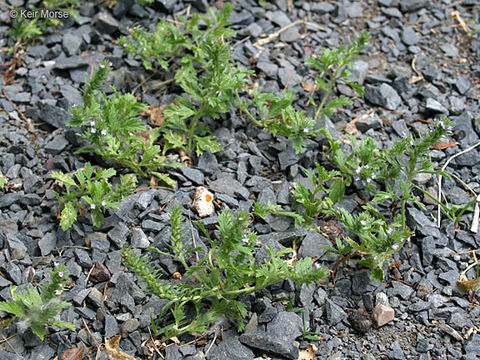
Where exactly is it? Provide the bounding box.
[123,43,127,47]
[354,176,360,182]
[392,243,399,250]
[58,271,64,278]
[387,228,393,235]
[90,203,96,210]
[101,200,107,206]
[91,128,97,134]
[101,129,107,136]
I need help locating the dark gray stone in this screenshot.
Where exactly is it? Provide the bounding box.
[355,113,383,132]
[95,12,119,35]
[402,26,420,45]
[38,232,56,256]
[364,84,402,110]
[298,230,330,258]
[130,228,150,249]
[390,281,414,300]
[455,76,471,95]
[104,314,119,338]
[208,334,255,360]
[464,333,480,355]
[269,11,291,27]
[280,26,301,42]
[181,167,204,185]
[53,53,104,70]
[44,135,69,155]
[239,331,298,359]
[141,219,165,232]
[347,60,369,85]
[209,175,250,200]
[62,33,83,56]
[0,193,23,207]
[419,236,435,266]
[20,194,42,206]
[425,98,448,114]
[38,104,72,128]
[387,341,405,360]
[278,67,302,88]
[325,298,347,326]
[257,62,278,78]
[399,0,430,12]
[348,310,372,333]
[311,3,335,13]
[278,148,300,171]
[408,300,431,312]
[107,222,130,248]
[229,10,254,26]
[135,190,156,210]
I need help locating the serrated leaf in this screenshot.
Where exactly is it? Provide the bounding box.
[329,179,345,203]
[60,202,77,231]
[51,172,77,188]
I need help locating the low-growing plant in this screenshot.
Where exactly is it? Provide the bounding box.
[0,264,74,340]
[52,162,137,230]
[7,0,79,53]
[68,60,180,186]
[263,117,454,280]
[236,89,329,154]
[122,206,327,339]
[120,4,248,156]
[306,32,369,121]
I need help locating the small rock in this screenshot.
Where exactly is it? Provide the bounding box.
[364,84,402,110]
[348,310,372,333]
[95,12,120,35]
[130,228,150,249]
[38,232,56,256]
[107,222,129,248]
[44,135,69,155]
[38,104,72,129]
[208,334,255,360]
[121,318,139,336]
[455,76,471,95]
[62,33,83,56]
[192,186,214,217]
[425,97,448,114]
[90,262,111,283]
[399,0,430,12]
[402,26,420,45]
[355,113,383,132]
[325,298,347,326]
[372,304,395,327]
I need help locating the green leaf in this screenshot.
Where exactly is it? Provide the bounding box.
[30,321,46,340]
[329,178,345,203]
[97,168,116,180]
[60,202,77,231]
[48,320,75,331]
[51,171,76,189]
[370,267,384,282]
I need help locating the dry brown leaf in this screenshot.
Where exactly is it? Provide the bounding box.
[141,105,166,127]
[61,345,86,360]
[301,81,317,92]
[297,344,316,360]
[430,141,458,150]
[457,274,480,293]
[105,335,136,360]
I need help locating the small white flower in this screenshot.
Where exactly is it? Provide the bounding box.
[90,121,96,127]
[108,61,113,67]
[101,129,107,136]
[387,228,393,235]
[303,127,309,133]
[99,64,105,69]
[58,271,64,278]
[360,220,367,226]
[91,128,97,134]
[101,200,107,206]
[123,43,127,47]
[90,203,96,210]
[392,243,399,250]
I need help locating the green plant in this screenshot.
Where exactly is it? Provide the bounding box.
[236,89,329,154]
[7,0,79,52]
[52,162,137,230]
[122,206,327,339]
[0,173,7,188]
[120,4,249,156]
[306,32,369,120]
[68,60,180,186]
[0,264,74,340]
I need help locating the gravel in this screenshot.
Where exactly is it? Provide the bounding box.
[0,0,479,359]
